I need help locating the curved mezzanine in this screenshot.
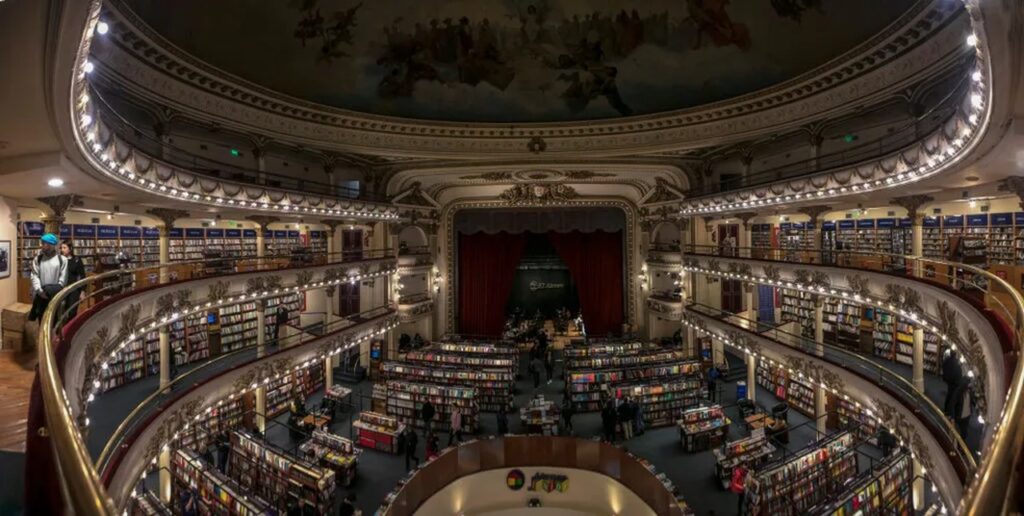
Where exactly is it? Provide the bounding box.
[671,244,1023,513]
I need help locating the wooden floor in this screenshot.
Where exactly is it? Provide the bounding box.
[0,352,36,452]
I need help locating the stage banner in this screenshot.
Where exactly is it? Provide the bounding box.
[506,266,578,318]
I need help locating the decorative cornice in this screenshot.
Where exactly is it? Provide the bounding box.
[998,177,1024,211]
[499,184,578,205]
[37,195,81,220]
[797,205,832,226]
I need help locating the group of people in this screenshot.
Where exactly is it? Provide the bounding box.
[598,391,644,442]
[400,399,468,471]
[27,233,87,326]
[397,332,426,352]
[528,338,556,389]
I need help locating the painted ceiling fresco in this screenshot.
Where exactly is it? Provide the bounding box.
[123,0,917,123]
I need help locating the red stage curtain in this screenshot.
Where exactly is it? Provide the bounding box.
[547,231,624,336]
[457,232,528,336]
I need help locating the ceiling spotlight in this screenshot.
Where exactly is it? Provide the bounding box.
[83,61,94,74]
[47,178,65,187]
[966,34,978,47]
[971,70,982,82]
[96,21,109,35]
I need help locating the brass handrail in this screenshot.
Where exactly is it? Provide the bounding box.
[36,250,396,513]
[681,244,1024,512]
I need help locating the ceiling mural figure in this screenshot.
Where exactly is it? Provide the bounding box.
[124,0,917,122]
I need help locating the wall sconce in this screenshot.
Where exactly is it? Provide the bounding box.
[639,264,649,290]
[432,268,443,294]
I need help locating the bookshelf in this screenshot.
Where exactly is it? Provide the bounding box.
[353,411,404,453]
[435,341,520,357]
[242,229,259,257]
[380,360,514,412]
[756,363,817,417]
[229,430,335,513]
[403,348,517,370]
[266,363,323,418]
[752,224,773,259]
[566,356,701,412]
[942,215,964,259]
[779,223,806,260]
[746,432,858,516]
[372,380,478,433]
[922,217,942,258]
[817,453,912,516]
[831,396,878,446]
[780,289,815,338]
[893,218,912,255]
[852,219,875,254]
[964,214,989,263]
[611,376,704,427]
[172,448,271,515]
[299,430,360,486]
[990,213,1014,264]
[141,227,160,266]
[871,309,896,361]
[168,228,185,261]
[178,395,250,452]
[822,299,863,350]
[309,230,327,256]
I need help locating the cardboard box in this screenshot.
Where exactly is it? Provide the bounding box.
[2,303,32,333]
[2,329,23,352]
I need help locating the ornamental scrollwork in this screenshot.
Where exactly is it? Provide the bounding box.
[845,274,872,298]
[78,327,111,415]
[762,265,782,282]
[155,290,193,320]
[499,183,577,205]
[115,304,141,343]
[207,281,230,303]
[884,284,921,313]
[727,263,753,277]
[295,270,315,288]
[784,355,844,393]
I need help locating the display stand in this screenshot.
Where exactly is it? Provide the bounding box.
[677,405,730,452]
[353,411,405,454]
[299,430,360,487]
[712,431,776,489]
[519,395,560,435]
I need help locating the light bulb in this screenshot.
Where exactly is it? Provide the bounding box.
[83,61,94,74]
[966,34,977,47]
[96,21,109,35]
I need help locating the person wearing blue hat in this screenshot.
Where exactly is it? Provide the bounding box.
[28,233,68,321]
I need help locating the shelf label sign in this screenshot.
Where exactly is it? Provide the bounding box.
[838,220,855,229]
[21,221,44,236]
[856,219,875,229]
[185,228,204,238]
[73,225,96,237]
[243,229,257,238]
[287,230,300,238]
[206,229,224,238]
[226,229,242,238]
[991,213,1013,226]
[168,228,184,238]
[97,225,118,238]
[143,227,161,239]
[967,214,989,226]
[943,215,964,227]
[274,230,288,238]
[876,218,895,228]
[119,226,141,238]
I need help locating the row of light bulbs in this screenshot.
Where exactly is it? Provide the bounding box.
[76,21,398,222]
[680,33,986,217]
[681,263,980,385]
[85,267,398,408]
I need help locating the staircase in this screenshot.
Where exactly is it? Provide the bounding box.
[722,351,746,383]
[335,365,366,384]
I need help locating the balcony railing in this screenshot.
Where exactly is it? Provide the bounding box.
[32,249,397,514]
[682,244,1024,514]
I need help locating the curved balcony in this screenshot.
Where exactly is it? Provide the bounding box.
[397,292,434,323]
[645,294,683,319]
[72,83,399,222]
[682,301,972,506]
[678,244,1024,514]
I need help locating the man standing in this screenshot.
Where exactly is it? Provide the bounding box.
[561,396,575,434]
[544,348,555,384]
[707,364,721,402]
[28,233,68,322]
[421,399,436,432]
[402,427,419,470]
[942,350,964,417]
[530,353,544,389]
[274,304,289,345]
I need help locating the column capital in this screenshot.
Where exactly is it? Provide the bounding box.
[735,212,758,230]
[889,195,934,221]
[245,215,280,229]
[797,205,831,227]
[320,219,344,232]
[739,147,755,167]
[37,194,80,220]
[147,208,190,232]
[701,216,715,229]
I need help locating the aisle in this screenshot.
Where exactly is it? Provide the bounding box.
[257,348,892,515]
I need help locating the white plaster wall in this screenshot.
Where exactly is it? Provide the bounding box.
[0,197,19,333]
[415,468,655,516]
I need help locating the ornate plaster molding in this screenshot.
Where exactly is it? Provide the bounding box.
[95,0,964,158]
[499,183,579,205]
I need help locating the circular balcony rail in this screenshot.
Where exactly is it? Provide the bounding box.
[684,300,974,476]
[675,244,1024,513]
[33,248,397,515]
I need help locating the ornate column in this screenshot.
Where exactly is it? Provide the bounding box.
[256,299,267,357]
[147,208,189,284]
[153,106,175,161]
[814,294,825,357]
[246,216,280,260]
[322,155,338,196]
[254,385,267,433]
[251,136,269,184]
[36,194,79,234]
[158,326,171,389]
[912,327,925,393]
[798,205,831,262]
[321,219,342,262]
[158,446,171,503]
[739,148,754,188]
[808,130,824,171]
[746,354,756,402]
[891,195,933,276]
[324,356,334,392]
[814,385,827,436]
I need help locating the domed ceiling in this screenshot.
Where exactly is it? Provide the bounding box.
[122,0,918,123]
